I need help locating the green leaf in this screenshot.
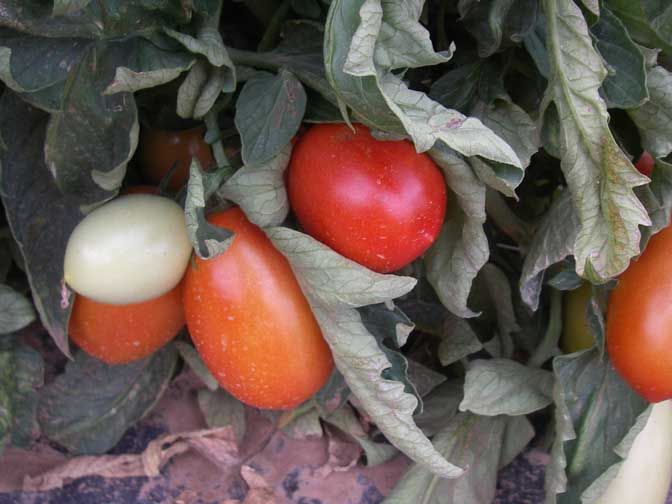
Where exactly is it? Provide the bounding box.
[0,340,44,453]
[266,227,417,310]
[590,5,648,109]
[425,146,489,318]
[438,313,483,366]
[52,0,91,16]
[38,345,178,455]
[637,158,672,247]
[0,285,35,334]
[45,42,139,200]
[324,404,398,465]
[429,61,506,113]
[280,402,323,439]
[499,415,535,469]
[541,0,650,283]
[103,36,195,95]
[197,388,246,442]
[406,360,447,398]
[0,92,90,356]
[520,191,580,310]
[235,70,307,166]
[413,380,462,437]
[606,0,672,54]
[628,66,672,159]
[165,26,233,70]
[545,349,647,503]
[459,0,540,58]
[184,161,234,260]
[220,144,292,228]
[175,341,218,391]
[459,359,554,416]
[386,413,507,504]
[324,0,522,166]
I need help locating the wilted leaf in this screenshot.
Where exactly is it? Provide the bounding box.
[38,345,178,454]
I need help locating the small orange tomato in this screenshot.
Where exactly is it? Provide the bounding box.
[138,127,214,191]
[68,282,185,365]
[183,207,334,409]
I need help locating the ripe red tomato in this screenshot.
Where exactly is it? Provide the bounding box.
[138,127,214,191]
[69,281,185,365]
[287,123,447,273]
[183,207,334,409]
[607,223,672,402]
[635,151,655,177]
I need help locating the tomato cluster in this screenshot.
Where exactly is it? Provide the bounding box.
[63,123,448,408]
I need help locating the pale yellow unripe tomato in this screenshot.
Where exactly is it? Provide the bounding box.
[64,194,192,305]
[596,400,672,504]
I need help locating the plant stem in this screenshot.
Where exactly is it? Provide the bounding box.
[257,0,292,52]
[528,289,562,368]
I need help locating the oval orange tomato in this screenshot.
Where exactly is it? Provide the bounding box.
[183,207,333,409]
[138,127,214,191]
[607,223,672,402]
[287,123,447,273]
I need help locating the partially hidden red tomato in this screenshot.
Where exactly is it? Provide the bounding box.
[562,282,595,353]
[635,151,655,177]
[183,207,334,409]
[287,123,448,273]
[68,185,186,364]
[138,127,214,191]
[607,223,672,402]
[69,281,185,365]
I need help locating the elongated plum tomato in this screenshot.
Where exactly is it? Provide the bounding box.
[288,123,447,273]
[595,400,672,504]
[607,223,672,402]
[635,151,655,177]
[138,127,214,191]
[64,194,192,305]
[183,208,333,409]
[561,282,595,353]
[69,281,185,364]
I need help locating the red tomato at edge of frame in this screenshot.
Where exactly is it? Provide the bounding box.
[183,207,334,410]
[607,223,672,402]
[635,151,655,177]
[287,123,448,273]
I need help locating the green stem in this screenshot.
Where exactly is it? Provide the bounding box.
[528,289,562,368]
[257,0,292,52]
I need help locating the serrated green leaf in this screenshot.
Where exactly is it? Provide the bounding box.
[0,285,35,334]
[425,146,489,318]
[459,358,553,416]
[438,313,483,366]
[219,144,291,228]
[325,404,397,465]
[386,413,506,504]
[628,66,672,159]
[184,161,234,260]
[545,349,647,504]
[520,191,580,311]
[541,0,650,283]
[38,345,178,455]
[266,227,417,310]
[235,70,306,166]
[197,388,246,442]
[590,5,648,109]
[175,341,218,391]
[0,341,44,453]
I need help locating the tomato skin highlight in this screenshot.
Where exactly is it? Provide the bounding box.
[287,123,447,273]
[635,151,655,177]
[69,282,185,365]
[138,127,214,191]
[561,282,595,353]
[607,224,672,402]
[183,207,334,410]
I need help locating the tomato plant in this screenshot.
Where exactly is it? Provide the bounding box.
[68,281,185,365]
[635,151,655,177]
[138,127,214,191]
[561,282,595,353]
[183,207,333,410]
[607,223,672,402]
[288,123,447,273]
[64,193,192,305]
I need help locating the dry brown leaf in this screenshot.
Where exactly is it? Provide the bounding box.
[23,426,239,492]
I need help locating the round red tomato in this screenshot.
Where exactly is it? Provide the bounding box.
[607,223,672,402]
[635,151,655,177]
[69,281,185,365]
[138,127,214,191]
[183,207,334,409]
[287,123,447,273]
